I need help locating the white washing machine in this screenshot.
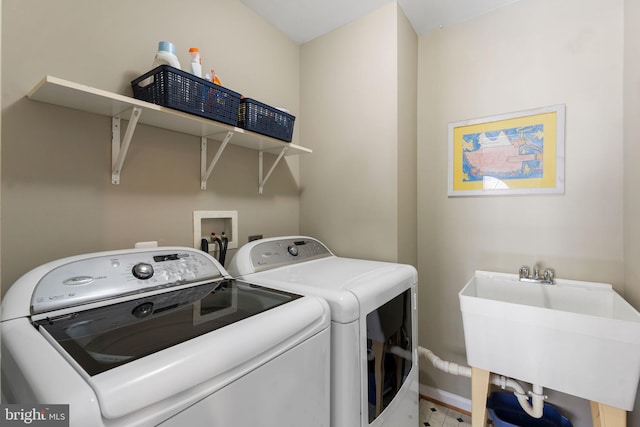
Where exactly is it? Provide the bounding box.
[1,246,330,427]
[227,236,419,427]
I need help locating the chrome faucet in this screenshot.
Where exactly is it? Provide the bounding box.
[519,264,554,285]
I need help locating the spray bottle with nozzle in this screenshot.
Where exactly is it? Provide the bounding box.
[189,47,202,78]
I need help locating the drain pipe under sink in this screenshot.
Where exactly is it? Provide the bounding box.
[416,346,546,418]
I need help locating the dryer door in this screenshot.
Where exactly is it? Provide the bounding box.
[366,288,413,423]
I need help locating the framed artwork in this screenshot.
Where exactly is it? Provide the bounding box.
[448,104,565,197]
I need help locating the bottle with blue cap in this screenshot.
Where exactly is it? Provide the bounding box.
[152,41,181,70]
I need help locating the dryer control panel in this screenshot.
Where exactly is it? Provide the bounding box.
[31,248,224,315]
[248,238,331,271]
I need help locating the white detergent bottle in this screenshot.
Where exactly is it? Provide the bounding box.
[152,41,181,69]
[189,47,202,78]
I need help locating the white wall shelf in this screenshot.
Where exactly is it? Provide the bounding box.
[28,76,311,193]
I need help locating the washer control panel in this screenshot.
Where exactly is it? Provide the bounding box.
[31,249,223,314]
[249,238,331,271]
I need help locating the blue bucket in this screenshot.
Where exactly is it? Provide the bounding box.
[487,392,572,427]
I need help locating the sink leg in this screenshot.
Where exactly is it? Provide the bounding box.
[591,401,626,427]
[471,367,491,427]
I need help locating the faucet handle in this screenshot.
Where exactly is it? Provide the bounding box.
[544,268,555,282]
[532,265,540,279]
[519,266,530,279]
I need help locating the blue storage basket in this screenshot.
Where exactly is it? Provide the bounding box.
[131,65,241,126]
[487,392,572,427]
[238,98,295,142]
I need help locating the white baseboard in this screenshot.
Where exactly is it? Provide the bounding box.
[419,383,472,413]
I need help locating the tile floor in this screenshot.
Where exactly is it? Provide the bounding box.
[420,398,472,427]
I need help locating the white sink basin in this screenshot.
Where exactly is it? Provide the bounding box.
[459,270,640,410]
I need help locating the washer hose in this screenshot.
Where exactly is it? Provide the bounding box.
[211,234,222,261]
[219,233,229,266]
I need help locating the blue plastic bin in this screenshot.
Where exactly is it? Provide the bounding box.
[131,65,241,126]
[487,392,572,427]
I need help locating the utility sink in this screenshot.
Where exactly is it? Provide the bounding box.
[459,271,640,411]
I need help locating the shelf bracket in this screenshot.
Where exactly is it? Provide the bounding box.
[111,106,142,185]
[201,131,234,190]
[259,146,289,195]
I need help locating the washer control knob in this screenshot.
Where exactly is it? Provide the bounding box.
[132,262,154,280]
[287,245,299,256]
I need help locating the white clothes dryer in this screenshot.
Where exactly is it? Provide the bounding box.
[1,246,330,427]
[227,236,419,427]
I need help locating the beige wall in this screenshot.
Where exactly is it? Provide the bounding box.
[3,0,638,423]
[1,0,302,292]
[417,0,623,423]
[624,0,640,313]
[397,8,418,266]
[299,2,417,263]
[624,0,640,423]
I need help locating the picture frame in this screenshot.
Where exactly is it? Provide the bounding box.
[447,104,565,197]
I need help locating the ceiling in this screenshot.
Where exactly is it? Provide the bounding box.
[240,0,522,45]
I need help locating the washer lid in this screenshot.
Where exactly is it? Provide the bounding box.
[36,280,300,376]
[35,280,330,419]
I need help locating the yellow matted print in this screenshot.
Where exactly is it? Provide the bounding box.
[447,105,565,196]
